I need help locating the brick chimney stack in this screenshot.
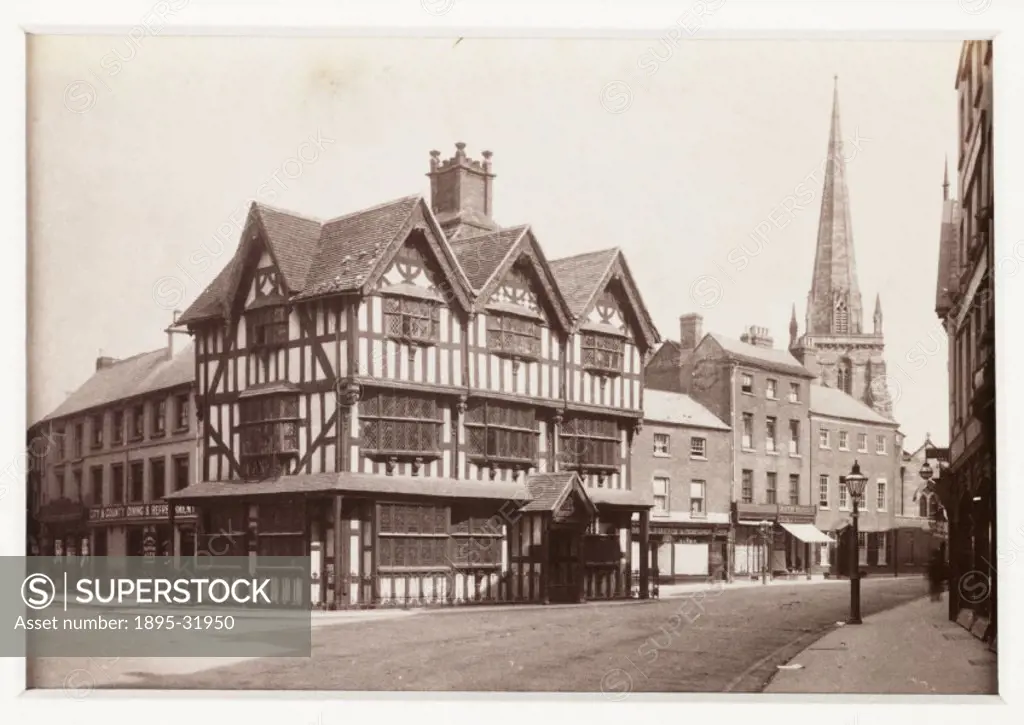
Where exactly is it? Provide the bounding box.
[679,313,703,352]
[95,352,118,371]
[740,325,774,349]
[427,142,498,239]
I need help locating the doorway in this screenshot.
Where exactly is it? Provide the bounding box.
[548,527,583,603]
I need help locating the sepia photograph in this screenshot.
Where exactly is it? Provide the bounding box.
[6,0,1009,710]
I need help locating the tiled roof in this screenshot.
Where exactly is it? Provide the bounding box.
[41,343,195,422]
[255,204,324,293]
[449,226,528,290]
[178,196,425,323]
[707,333,815,378]
[589,487,653,508]
[300,195,423,299]
[643,389,730,431]
[809,384,896,426]
[548,248,619,317]
[521,471,578,512]
[165,471,530,502]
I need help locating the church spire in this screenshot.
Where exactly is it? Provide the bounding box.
[806,75,863,336]
[942,155,950,200]
[873,293,883,334]
[789,303,799,347]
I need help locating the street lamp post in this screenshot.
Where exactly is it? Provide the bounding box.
[844,460,868,625]
[757,519,772,585]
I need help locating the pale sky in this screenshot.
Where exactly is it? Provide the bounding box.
[27,36,961,448]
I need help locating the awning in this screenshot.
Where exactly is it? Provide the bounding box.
[780,523,834,544]
[738,519,768,526]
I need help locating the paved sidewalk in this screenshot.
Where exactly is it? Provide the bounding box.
[764,593,997,694]
[660,574,924,598]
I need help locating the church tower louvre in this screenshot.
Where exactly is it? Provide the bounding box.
[789,77,893,419]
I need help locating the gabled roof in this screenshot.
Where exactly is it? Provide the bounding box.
[41,344,195,423]
[809,384,896,426]
[450,226,528,290]
[706,333,815,378]
[548,248,660,351]
[178,195,474,325]
[548,248,619,318]
[521,471,596,516]
[643,389,730,431]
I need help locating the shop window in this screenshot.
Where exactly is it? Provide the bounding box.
[361,390,443,458]
[560,416,619,471]
[465,399,537,465]
[581,332,624,375]
[239,394,300,479]
[487,314,541,359]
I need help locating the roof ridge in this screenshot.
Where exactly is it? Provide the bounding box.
[320,194,422,226]
[549,246,619,264]
[254,202,325,225]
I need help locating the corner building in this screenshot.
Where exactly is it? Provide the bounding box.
[167,144,661,608]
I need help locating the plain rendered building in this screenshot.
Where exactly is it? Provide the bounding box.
[166,143,662,608]
[28,321,197,558]
[634,389,731,583]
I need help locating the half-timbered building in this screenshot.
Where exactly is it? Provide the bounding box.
[166,143,660,608]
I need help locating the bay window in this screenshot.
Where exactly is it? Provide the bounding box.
[383,295,440,345]
[487,314,541,359]
[581,332,624,374]
[465,400,538,464]
[238,393,300,479]
[377,503,449,569]
[560,416,620,470]
[361,390,443,457]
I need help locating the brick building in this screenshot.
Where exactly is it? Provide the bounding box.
[633,389,731,582]
[28,318,198,558]
[808,384,904,575]
[645,317,833,580]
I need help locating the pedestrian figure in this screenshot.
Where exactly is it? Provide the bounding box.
[928,544,946,602]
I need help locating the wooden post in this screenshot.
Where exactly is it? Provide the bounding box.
[639,509,650,599]
[576,526,586,603]
[540,513,550,605]
[333,494,345,610]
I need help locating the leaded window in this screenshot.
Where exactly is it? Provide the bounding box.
[238,394,300,479]
[487,314,541,359]
[360,391,443,456]
[246,305,289,350]
[560,416,620,470]
[465,400,538,464]
[377,503,449,569]
[581,332,624,374]
[383,296,440,344]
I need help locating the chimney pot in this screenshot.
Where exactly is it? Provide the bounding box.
[96,356,118,371]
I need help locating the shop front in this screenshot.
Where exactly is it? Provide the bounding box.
[88,502,199,558]
[36,498,89,557]
[733,503,832,580]
[632,516,730,583]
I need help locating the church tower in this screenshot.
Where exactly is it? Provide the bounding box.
[790,77,893,419]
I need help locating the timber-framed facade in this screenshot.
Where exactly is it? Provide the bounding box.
[167,143,661,608]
